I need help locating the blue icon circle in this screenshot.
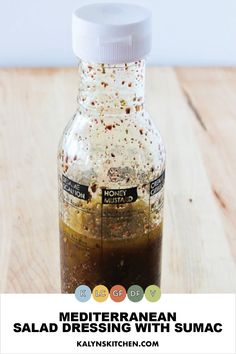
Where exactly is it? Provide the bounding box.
[75,285,91,302]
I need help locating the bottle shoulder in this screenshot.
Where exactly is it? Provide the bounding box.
[58,110,165,185]
[59,110,164,150]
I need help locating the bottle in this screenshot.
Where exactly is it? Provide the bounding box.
[58,3,165,293]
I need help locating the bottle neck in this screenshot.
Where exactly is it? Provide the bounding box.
[77,59,145,116]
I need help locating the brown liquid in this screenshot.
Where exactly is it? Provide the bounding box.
[60,218,162,293]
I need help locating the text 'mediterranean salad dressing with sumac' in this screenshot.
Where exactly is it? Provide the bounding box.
[58,3,165,293]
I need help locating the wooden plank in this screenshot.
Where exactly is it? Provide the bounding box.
[176,68,236,262]
[0,69,77,292]
[146,67,236,293]
[0,68,235,293]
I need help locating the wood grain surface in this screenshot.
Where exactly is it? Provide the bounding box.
[0,67,235,293]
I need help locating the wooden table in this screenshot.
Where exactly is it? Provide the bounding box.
[0,68,235,293]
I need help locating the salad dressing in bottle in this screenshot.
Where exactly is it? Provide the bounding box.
[58,3,165,293]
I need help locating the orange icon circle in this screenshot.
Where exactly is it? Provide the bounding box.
[110,285,126,302]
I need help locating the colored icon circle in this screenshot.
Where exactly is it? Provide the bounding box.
[127,285,144,302]
[145,285,161,302]
[110,285,126,302]
[92,285,109,302]
[75,285,91,302]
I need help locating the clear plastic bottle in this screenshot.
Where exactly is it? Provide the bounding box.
[58,3,165,293]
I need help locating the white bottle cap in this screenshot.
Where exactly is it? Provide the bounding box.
[72,3,152,64]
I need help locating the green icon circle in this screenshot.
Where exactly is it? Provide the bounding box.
[145,285,161,302]
[127,285,144,302]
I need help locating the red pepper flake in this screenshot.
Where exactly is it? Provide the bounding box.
[105,124,112,130]
[91,184,97,193]
[139,128,144,135]
[111,153,115,157]
[101,82,108,88]
[125,108,131,114]
[128,82,132,87]
[87,192,92,202]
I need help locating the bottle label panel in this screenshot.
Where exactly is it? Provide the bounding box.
[101,187,138,204]
[62,174,89,201]
[150,171,165,197]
